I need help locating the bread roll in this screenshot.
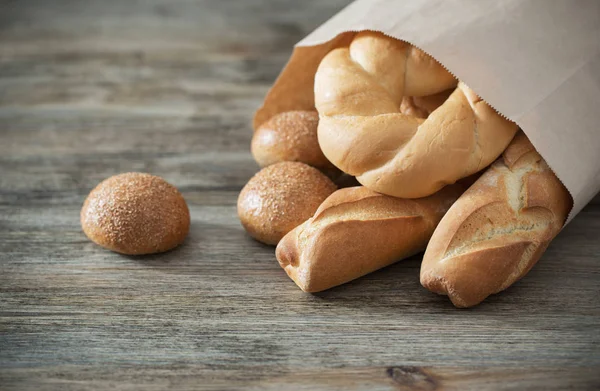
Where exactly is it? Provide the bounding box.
[251,111,337,175]
[81,172,190,255]
[276,185,464,292]
[315,31,518,198]
[238,162,337,245]
[420,133,572,307]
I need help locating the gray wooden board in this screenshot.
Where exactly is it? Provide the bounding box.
[0,1,599,390]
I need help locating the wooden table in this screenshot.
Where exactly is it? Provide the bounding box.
[1,1,599,389]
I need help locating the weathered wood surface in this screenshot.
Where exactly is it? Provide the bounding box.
[0,1,599,390]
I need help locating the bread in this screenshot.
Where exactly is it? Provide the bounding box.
[314,31,518,198]
[251,111,338,175]
[420,133,572,307]
[276,184,464,292]
[81,172,190,255]
[400,89,453,118]
[238,162,337,245]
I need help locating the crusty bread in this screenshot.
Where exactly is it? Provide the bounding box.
[276,184,464,292]
[420,133,572,307]
[251,111,337,175]
[81,172,190,255]
[238,162,337,246]
[314,31,518,198]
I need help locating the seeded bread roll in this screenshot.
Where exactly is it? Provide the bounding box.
[276,184,464,292]
[238,162,337,245]
[420,133,572,307]
[251,111,337,175]
[81,172,190,255]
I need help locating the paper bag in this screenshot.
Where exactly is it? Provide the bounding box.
[255,0,600,223]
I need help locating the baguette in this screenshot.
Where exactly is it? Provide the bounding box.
[420,133,572,307]
[276,185,464,292]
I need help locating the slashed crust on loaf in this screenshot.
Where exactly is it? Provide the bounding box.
[420,133,572,307]
[276,185,463,292]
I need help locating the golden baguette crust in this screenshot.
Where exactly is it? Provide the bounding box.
[420,133,572,307]
[276,185,463,292]
[314,31,518,198]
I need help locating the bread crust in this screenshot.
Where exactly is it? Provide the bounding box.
[276,185,463,292]
[420,133,572,307]
[399,89,453,118]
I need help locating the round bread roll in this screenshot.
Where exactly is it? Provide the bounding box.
[251,111,337,174]
[81,172,190,255]
[238,162,337,245]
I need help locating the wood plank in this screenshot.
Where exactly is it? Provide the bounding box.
[1,365,599,391]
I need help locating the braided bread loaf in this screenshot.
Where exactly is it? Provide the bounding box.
[420,133,572,307]
[315,31,519,198]
[400,89,453,119]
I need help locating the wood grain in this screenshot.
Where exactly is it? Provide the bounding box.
[1,1,599,390]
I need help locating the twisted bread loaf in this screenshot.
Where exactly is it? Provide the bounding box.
[400,89,453,119]
[315,31,519,198]
[276,185,464,292]
[420,133,572,307]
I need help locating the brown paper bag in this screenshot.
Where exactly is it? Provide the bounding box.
[255,0,600,223]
